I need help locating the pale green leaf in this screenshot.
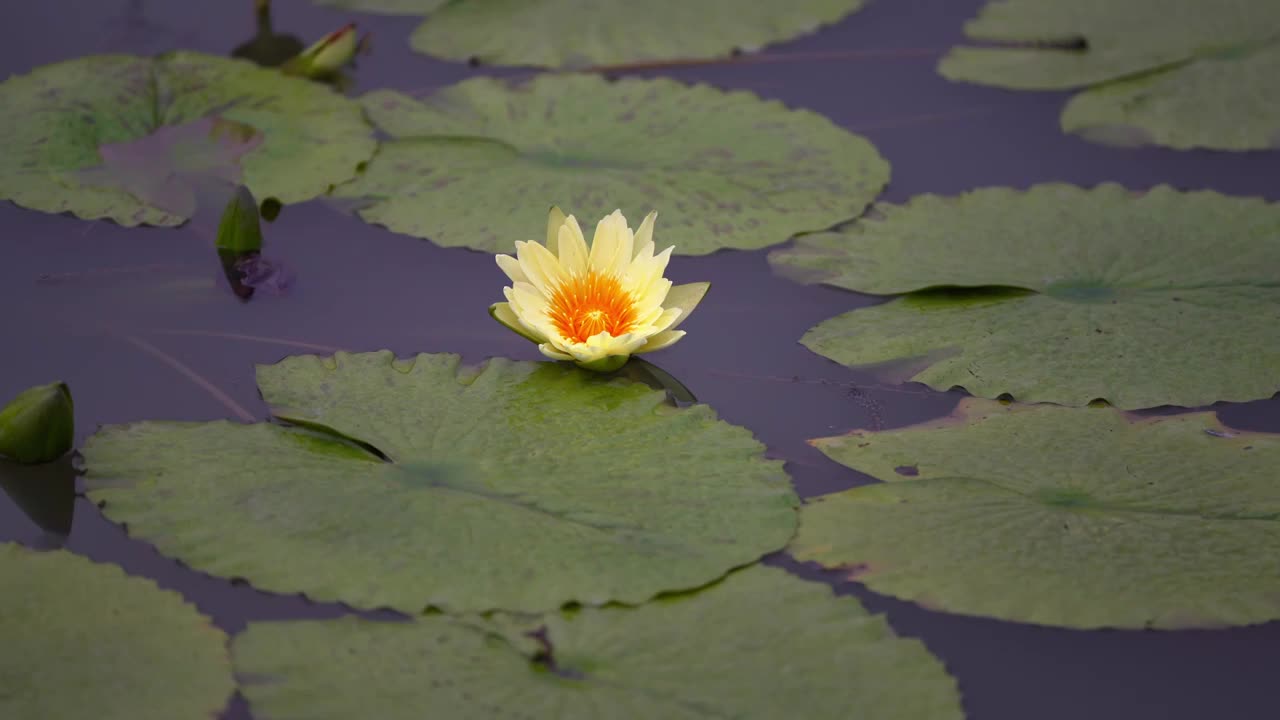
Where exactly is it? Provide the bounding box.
[937,0,1280,150]
[0,52,374,225]
[81,352,798,613]
[408,0,869,68]
[234,565,962,720]
[0,544,234,719]
[790,399,1280,629]
[769,183,1280,409]
[338,74,888,255]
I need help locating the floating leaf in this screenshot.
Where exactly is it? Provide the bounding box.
[404,0,869,69]
[337,74,888,254]
[0,382,74,464]
[234,565,963,719]
[81,352,797,613]
[769,184,1280,409]
[790,399,1280,629]
[0,52,374,226]
[1,544,234,719]
[937,0,1280,150]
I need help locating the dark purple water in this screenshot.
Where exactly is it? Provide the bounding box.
[2,1,1278,718]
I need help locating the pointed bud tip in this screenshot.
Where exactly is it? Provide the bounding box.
[0,381,75,464]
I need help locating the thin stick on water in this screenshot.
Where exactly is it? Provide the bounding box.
[120,334,256,422]
[144,328,345,354]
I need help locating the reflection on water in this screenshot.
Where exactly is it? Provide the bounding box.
[613,357,698,408]
[231,0,304,69]
[0,455,77,544]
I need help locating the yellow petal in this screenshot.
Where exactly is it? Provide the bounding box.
[612,215,634,276]
[588,210,631,277]
[515,239,566,297]
[585,330,646,356]
[632,210,657,260]
[633,277,672,317]
[625,245,673,296]
[659,282,709,332]
[635,330,686,354]
[648,307,684,334]
[489,303,545,344]
[508,282,546,320]
[545,206,567,255]
[495,253,527,284]
[538,343,574,361]
[557,222,589,276]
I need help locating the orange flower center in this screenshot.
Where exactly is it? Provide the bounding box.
[546,271,638,344]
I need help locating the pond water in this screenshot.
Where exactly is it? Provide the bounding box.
[2,0,1278,718]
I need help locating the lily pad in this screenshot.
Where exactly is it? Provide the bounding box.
[405,0,869,69]
[0,51,374,226]
[234,565,963,719]
[1,544,234,719]
[81,352,798,613]
[338,74,889,255]
[938,0,1280,150]
[789,399,1280,629]
[769,183,1280,409]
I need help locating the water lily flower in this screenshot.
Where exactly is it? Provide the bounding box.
[491,208,709,373]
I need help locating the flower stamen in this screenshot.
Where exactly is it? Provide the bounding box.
[546,271,638,343]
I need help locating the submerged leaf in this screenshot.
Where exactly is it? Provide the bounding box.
[81,352,798,613]
[234,565,963,719]
[791,399,1280,629]
[937,0,1280,150]
[0,52,374,226]
[0,544,234,719]
[770,183,1280,409]
[338,74,888,254]
[0,382,74,464]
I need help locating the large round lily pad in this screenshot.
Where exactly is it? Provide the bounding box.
[81,352,798,613]
[406,0,869,69]
[790,399,1280,629]
[769,183,1280,409]
[0,51,374,226]
[1,544,234,719]
[338,74,889,254]
[234,565,963,719]
[937,0,1280,150]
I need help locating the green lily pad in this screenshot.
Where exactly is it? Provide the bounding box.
[405,0,869,69]
[1,544,234,719]
[938,0,1280,150]
[769,183,1280,409]
[338,74,888,255]
[234,565,963,719]
[789,399,1280,629]
[81,352,797,613]
[0,51,374,226]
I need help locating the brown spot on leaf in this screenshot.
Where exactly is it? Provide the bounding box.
[842,561,880,581]
[894,465,919,476]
